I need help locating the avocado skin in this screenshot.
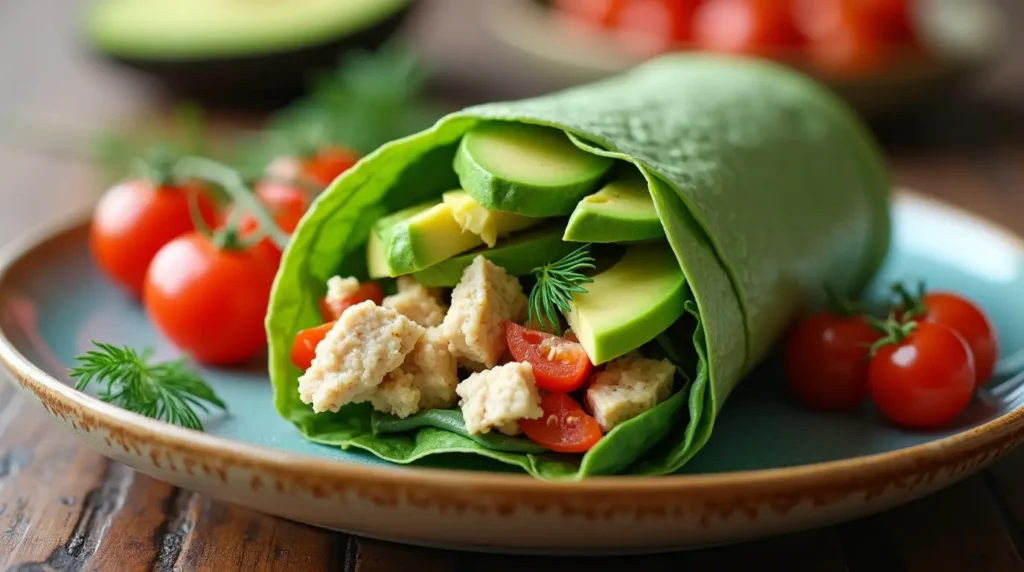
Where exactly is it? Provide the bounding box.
[89,7,413,108]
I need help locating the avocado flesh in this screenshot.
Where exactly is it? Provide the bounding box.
[412,224,578,288]
[86,0,410,59]
[454,121,615,217]
[85,0,411,106]
[563,171,666,243]
[442,190,542,248]
[367,203,431,279]
[565,244,688,365]
[377,202,485,277]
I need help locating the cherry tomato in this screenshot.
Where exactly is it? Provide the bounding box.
[796,0,887,77]
[905,292,998,387]
[612,0,702,54]
[858,0,914,42]
[784,312,880,411]
[693,0,802,56]
[318,282,385,322]
[552,0,626,29]
[266,145,360,190]
[143,232,278,365]
[234,180,310,264]
[505,322,594,393]
[90,179,218,299]
[291,321,336,370]
[868,322,975,430]
[519,393,604,453]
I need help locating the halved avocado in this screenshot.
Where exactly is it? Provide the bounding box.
[83,0,414,105]
[411,223,578,287]
[565,244,687,365]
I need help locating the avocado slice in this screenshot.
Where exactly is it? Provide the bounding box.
[412,224,579,287]
[454,121,616,217]
[367,202,434,278]
[565,244,687,365]
[563,171,666,243]
[84,0,412,105]
[442,190,542,248]
[370,201,485,277]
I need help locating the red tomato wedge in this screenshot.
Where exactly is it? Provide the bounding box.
[318,282,385,322]
[291,321,336,370]
[505,322,593,392]
[519,393,604,453]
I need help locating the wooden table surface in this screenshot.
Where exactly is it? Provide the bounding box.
[4,1,1024,570]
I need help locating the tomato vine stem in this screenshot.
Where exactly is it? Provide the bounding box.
[173,156,290,250]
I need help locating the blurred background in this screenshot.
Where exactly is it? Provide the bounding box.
[0,0,1022,245]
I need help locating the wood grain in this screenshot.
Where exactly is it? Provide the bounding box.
[838,478,1024,572]
[3,0,1024,570]
[459,529,849,572]
[167,494,340,571]
[352,538,457,572]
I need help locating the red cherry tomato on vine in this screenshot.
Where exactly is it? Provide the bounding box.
[505,322,593,393]
[784,312,880,411]
[519,393,604,453]
[552,0,626,29]
[318,282,385,322]
[795,0,887,77]
[266,145,360,190]
[693,0,802,56]
[868,322,975,430]
[291,321,336,370]
[612,0,702,54]
[143,232,278,365]
[858,0,915,42]
[90,179,218,299]
[234,180,310,264]
[900,292,998,387]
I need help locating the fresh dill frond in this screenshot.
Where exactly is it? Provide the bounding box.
[68,342,227,431]
[528,244,596,334]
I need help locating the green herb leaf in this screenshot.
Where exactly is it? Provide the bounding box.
[527,243,596,334]
[68,342,227,431]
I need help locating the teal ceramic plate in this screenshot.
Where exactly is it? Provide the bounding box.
[2,190,1024,554]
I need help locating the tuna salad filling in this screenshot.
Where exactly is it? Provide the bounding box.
[288,120,699,455]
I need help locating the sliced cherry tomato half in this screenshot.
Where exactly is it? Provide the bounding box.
[868,321,975,430]
[505,322,593,393]
[318,282,385,322]
[784,312,880,411]
[519,393,604,453]
[291,321,337,370]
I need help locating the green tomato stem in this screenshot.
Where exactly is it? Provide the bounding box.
[174,156,289,250]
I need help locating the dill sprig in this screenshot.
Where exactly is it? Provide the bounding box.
[528,244,596,334]
[68,342,227,431]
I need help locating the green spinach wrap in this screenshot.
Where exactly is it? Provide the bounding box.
[266,53,891,480]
